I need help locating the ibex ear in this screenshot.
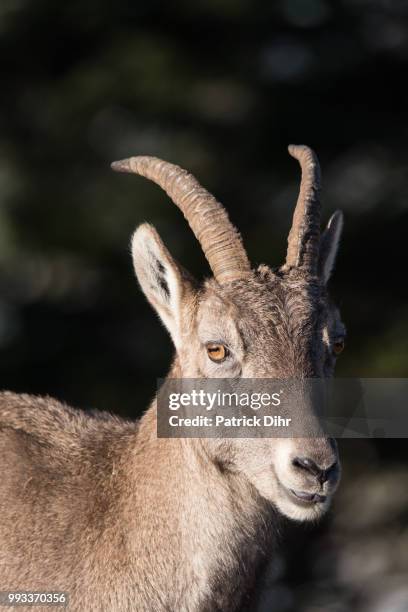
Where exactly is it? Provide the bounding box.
[131,223,190,348]
[319,211,343,284]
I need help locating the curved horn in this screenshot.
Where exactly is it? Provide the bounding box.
[285,144,322,274]
[111,156,251,284]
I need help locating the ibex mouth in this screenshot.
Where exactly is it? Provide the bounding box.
[289,489,327,505]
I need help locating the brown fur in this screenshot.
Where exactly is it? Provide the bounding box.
[0,266,343,611]
[0,389,276,611]
[0,167,345,611]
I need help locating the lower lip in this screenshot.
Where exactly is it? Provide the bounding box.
[288,489,327,505]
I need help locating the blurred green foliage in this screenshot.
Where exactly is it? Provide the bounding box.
[0,2,407,609]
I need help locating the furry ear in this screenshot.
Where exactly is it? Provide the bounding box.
[131,223,190,348]
[319,211,344,284]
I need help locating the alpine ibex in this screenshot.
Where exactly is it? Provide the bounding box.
[0,145,345,611]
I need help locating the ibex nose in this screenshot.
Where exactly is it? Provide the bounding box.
[292,456,338,485]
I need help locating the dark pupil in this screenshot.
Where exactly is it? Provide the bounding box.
[208,345,223,358]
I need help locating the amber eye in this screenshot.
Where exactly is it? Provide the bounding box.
[206,343,228,363]
[333,338,345,355]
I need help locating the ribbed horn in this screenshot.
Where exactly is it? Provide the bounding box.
[111,156,251,284]
[285,145,322,274]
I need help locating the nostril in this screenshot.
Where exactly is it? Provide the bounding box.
[292,456,321,476]
[322,460,339,483]
[293,457,338,484]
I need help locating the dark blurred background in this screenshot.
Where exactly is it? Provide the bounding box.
[0,1,407,610]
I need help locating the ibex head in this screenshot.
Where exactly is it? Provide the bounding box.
[112,145,344,521]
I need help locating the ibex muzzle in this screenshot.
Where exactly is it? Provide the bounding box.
[0,145,345,610]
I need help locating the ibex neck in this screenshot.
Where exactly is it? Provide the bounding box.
[124,359,275,611]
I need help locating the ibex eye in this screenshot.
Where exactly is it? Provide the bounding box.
[333,339,345,355]
[206,343,228,363]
